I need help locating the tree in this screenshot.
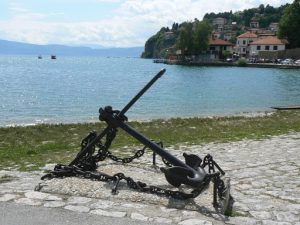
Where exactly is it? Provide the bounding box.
[278,0,300,48]
[193,20,213,54]
[176,22,194,55]
[259,4,265,14]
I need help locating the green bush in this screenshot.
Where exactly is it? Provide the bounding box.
[237,58,247,67]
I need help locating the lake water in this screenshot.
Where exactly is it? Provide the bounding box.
[1,55,300,126]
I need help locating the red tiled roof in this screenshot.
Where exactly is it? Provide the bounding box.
[237,32,258,38]
[209,38,233,46]
[249,36,286,45]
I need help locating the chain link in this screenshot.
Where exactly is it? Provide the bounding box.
[43,164,210,200]
[42,130,227,202]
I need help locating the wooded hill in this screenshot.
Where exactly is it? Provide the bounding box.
[141,3,290,59]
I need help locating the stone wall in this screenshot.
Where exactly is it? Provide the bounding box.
[259,48,300,59]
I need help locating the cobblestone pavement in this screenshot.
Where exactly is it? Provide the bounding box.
[1,133,300,225]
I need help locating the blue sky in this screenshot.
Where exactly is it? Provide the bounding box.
[0,0,293,47]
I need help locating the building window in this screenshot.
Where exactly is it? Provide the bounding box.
[243,40,246,45]
[265,45,270,50]
[210,46,215,51]
[243,48,246,52]
[224,46,227,50]
[257,46,261,50]
[273,46,278,50]
[237,40,239,45]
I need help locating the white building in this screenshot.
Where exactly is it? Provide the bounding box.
[236,32,259,56]
[249,36,286,56]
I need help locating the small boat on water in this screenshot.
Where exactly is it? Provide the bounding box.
[38,55,42,59]
[51,55,56,59]
[271,105,300,110]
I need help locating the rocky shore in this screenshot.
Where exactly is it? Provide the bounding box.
[1,133,300,225]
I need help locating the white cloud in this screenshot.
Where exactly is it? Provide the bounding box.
[0,0,293,47]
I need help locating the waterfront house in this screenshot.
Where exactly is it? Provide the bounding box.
[236,31,259,57]
[249,36,286,57]
[209,37,234,59]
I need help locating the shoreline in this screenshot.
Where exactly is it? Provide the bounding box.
[1,109,300,171]
[1,110,276,128]
[154,59,300,69]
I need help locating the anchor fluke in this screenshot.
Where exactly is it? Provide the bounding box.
[160,166,192,187]
[183,153,202,169]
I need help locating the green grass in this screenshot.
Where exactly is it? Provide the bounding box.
[1,110,300,171]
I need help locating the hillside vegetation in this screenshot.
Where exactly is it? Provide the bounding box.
[141,3,290,59]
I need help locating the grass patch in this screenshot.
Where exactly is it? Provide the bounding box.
[226,210,247,217]
[1,110,300,171]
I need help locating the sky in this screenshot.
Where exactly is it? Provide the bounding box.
[0,0,293,48]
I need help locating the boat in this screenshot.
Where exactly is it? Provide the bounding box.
[271,105,300,110]
[38,55,42,59]
[51,55,56,59]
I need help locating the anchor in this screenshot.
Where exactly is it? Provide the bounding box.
[42,69,233,214]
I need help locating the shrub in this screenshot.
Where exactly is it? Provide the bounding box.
[237,58,247,67]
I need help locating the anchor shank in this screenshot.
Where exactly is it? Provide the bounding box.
[116,119,189,170]
[118,68,166,117]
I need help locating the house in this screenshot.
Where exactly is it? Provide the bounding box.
[269,23,279,32]
[212,17,227,32]
[249,36,286,57]
[224,31,235,41]
[212,17,227,26]
[236,31,259,56]
[212,31,222,39]
[209,37,234,59]
[250,18,259,29]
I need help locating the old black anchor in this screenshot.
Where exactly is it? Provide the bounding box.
[42,69,232,213]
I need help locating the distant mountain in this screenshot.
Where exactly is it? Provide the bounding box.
[0,39,143,57]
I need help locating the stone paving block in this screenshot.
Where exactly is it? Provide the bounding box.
[45,195,63,201]
[90,209,126,218]
[15,198,42,206]
[131,212,149,221]
[261,220,292,225]
[67,196,92,204]
[25,191,50,200]
[178,218,213,225]
[160,206,178,213]
[153,217,173,224]
[274,211,300,223]
[44,201,66,208]
[64,205,90,213]
[90,200,115,209]
[249,211,273,220]
[121,202,147,208]
[0,194,18,202]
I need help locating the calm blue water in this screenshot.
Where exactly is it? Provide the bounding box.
[1,55,300,126]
